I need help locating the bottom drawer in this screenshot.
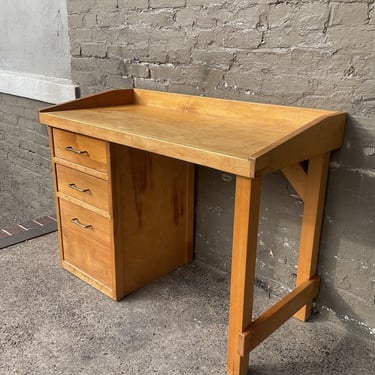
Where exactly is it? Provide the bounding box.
[59,199,113,288]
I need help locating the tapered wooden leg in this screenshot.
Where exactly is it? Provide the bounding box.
[294,153,330,321]
[227,176,261,375]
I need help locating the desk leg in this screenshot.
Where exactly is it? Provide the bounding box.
[294,153,330,321]
[227,176,261,375]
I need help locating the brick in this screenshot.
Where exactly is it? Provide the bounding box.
[175,8,198,28]
[237,0,274,4]
[224,67,263,92]
[210,8,235,26]
[90,27,121,45]
[92,0,118,10]
[81,42,107,58]
[133,78,167,91]
[268,3,292,28]
[146,30,192,63]
[106,75,133,89]
[260,74,310,99]
[291,48,347,78]
[167,47,193,65]
[97,12,124,27]
[222,26,261,49]
[232,6,266,27]
[123,63,151,79]
[326,26,374,52]
[296,2,330,31]
[150,0,186,8]
[262,28,302,49]
[195,30,218,48]
[118,0,148,9]
[66,1,90,14]
[195,10,216,29]
[330,3,369,26]
[71,43,81,57]
[149,64,183,82]
[97,59,125,75]
[107,44,127,59]
[68,29,92,43]
[131,10,175,28]
[69,14,83,28]
[71,57,100,72]
[191,49,235,69]
[83,13,97,27]
[118,27,151,46]
[187,0,211,6]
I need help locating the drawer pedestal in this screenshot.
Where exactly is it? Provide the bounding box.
[49,128,194,300]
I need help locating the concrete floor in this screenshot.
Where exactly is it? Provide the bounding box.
[0,233,374,375]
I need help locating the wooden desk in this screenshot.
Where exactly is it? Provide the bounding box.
[39,89,346,375]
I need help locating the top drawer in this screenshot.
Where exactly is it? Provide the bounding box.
[53,129,109,173]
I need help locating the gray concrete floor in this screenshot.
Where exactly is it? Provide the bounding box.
[0,233,374,375]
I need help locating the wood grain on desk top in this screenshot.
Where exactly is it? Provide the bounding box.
[39,89,346,178]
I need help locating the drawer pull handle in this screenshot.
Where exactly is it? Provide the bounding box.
[71,218,93,229]
[65,146,88,155]
[68,183,90,193]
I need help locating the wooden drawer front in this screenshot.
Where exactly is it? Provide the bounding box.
[53,129,108,172]
[56,164,110,211]
[59,199,113,288]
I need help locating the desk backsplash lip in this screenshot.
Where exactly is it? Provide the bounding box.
[39,89,135,113]
[39,88,343,117]
[251,111,347,177]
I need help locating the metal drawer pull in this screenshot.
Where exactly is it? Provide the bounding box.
[65,146,88,155]
[68,183,90,193]
[71,218,93,229]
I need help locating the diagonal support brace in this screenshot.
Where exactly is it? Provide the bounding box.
[281,162,308,202]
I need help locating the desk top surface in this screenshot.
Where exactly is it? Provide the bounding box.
[39,89,346,178]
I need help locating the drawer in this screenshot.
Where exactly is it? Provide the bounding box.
[56,164,110,211]
[53,129,108,173]
[59,199,113,288]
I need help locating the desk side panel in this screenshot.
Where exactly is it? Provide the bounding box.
[39,89,135,115]
[110,144,195,299]
[252,113,346,177]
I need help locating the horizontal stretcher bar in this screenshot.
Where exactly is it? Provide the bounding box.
[238,275,320,356]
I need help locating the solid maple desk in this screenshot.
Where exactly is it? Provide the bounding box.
[39,89,346,375]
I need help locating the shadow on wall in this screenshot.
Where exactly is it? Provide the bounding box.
[254,116,374,339]
[317,116,375,338]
